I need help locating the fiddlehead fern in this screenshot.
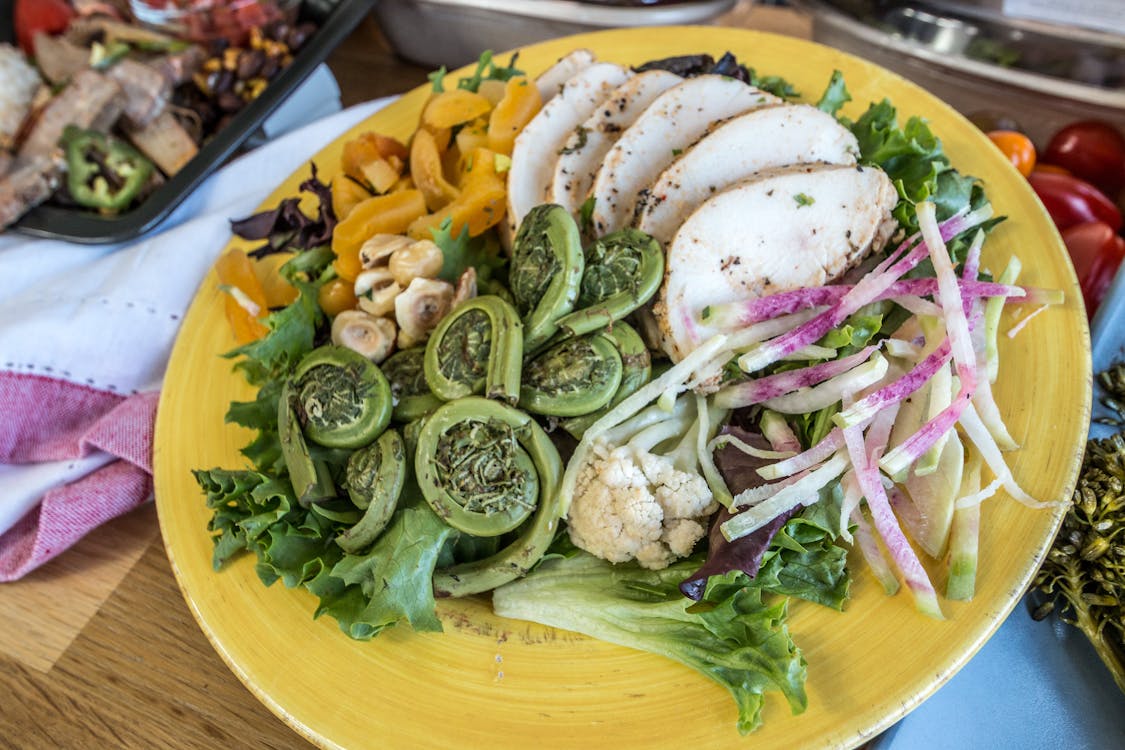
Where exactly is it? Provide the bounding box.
[554,228,664,339]
[336,428,407,553]
[416,397,564,597]
[381,347,443,422]
[278,379,335,507]
[509,204,585,352]
[423,295,523,404]
[560,320,652,438]
[291,345,392,449]
[519,333,624,417]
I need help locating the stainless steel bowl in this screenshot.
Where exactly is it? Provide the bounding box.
[796,0,1125,144]
[373,0,737,68]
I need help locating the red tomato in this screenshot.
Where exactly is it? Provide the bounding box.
[1027,171,1123,232]
[1043,121,1125,199]
[14,0,75,55]
[1060,221,1125,317]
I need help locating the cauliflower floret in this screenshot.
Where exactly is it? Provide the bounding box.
[566,440,716,570]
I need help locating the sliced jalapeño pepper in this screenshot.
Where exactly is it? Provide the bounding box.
[60,125,154,213]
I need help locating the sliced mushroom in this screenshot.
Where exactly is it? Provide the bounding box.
[452,266,478,308]
[395,277,455,349]
[355,267,402,317]
[331,310,396,363]
[389,238,443,286]
[359,233,413,270]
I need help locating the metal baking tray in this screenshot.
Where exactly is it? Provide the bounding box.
[374,0,738,69]
[6,0,376,245]
[794,0,1125,145]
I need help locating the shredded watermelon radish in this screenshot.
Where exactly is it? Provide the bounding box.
[833,340,953,429]
[757,428,846,481]
[715,346,878,408]
[849,502,901,595]
[722,453,849,538]
[842,424,944,618]
[946,449,984,600]
[701,277,1054,330]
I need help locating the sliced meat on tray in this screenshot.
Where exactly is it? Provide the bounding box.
[17,69,124,161]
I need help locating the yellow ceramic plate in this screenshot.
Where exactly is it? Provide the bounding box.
[154,26,1091,750]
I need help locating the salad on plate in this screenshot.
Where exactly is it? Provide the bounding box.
[192,46,1064,735]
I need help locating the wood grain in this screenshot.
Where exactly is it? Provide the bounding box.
[0,540,313,750]
[0,503,157,672]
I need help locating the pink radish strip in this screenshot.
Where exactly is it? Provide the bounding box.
[879,369,976,478]
[723,453,849,537]
[704,279,1053,328]
[918,202,976,376]
[842,425,944,618]
[850,504,901,595]
[834,339,953,428]
[958,402,1053,508]
[864,399,902,463]
[715,346,879,408]
[757,428,846,480]
[839,468,862,543]
[1007,305,1049,337]
[891,295,943,318]
[759,411,802,453]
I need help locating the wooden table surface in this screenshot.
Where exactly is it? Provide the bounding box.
[0,5,812,749]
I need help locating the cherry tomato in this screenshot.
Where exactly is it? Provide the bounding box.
[318,277,358,317]
[987,130,1036,177]
[1060,221,1125,318]
[1027,171,1123,232]
[1043,121,1125,199]
[14,0,75,55]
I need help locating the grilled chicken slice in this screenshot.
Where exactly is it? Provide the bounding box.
[547,69,682,218]
[106,58,170,128]
[32,32,90,85]
[635,103,860,247]
[535,49,597,104]
[17,69,124,161]
[506,61,631,237]
[0,153,65,230]
[654,163,899,368]
[588,75,780,237]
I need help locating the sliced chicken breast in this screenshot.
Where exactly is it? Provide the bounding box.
[547,69,682,218]
[588,75,781,237]
[535,48,597,104]
[654,163,899,366]
[636,104,861,247]
[506,62,631,237]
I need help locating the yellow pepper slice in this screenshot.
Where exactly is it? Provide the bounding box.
[422,89,494,130]
[410,127,461,212]
[215,248,270,344]
[408,147,507,240]
[487,76,542,155]
[332,189,428,281]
